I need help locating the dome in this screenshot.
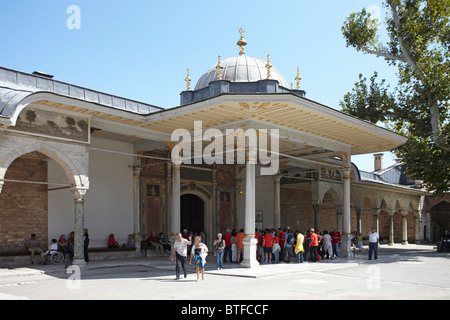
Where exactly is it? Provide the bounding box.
[194,55,289,91]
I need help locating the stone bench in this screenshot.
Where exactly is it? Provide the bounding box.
[0,247,137,267]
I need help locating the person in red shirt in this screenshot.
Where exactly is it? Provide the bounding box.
[330,229,342,259]
[308,228,322,262]
[273,233,280,263]
[255,229,261,262]
[262,229,273,264]
[224,229,232,263]
[278,228,286,262]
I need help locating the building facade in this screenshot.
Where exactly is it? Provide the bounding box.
[0,34,444,267]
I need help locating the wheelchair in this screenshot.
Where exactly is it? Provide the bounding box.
[43,250,65,265]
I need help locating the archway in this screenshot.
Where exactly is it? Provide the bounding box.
[430,201,450,242]
[181,194,205,235]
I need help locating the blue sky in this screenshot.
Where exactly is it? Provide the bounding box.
[0,0,400,171]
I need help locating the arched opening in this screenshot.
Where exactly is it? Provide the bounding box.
[430,201,450,242]
[0,153,49,251]
[181,194,205,235]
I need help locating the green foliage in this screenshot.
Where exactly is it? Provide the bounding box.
[341,0,450,195]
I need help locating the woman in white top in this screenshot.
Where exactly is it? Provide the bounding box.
[189,236,209,281]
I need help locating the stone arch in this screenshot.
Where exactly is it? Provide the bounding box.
[430,200,450,242]
[0,134,89,192]
[318,183,343,207]
[180,183,213,247]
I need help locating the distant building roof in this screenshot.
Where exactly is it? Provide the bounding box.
[359,163,419,188]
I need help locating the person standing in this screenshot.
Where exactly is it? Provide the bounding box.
[439,230,449,252]
[171,233,192,280]
[223,229,232,262]
[84,228,90,262]
[262,229,273,264]
[322,230,333,260]
[235,229,245,263]
[272,232,281,263]
[330,229,342,259]
[190,236,209,281]
[213,233,225,270]
[308,228,322,262]
[294,231,305,263]
[357,232,364,250]
[230,230,237,262]
[278,228,286,263]
[284,227,293,263]
[368,227,380,260]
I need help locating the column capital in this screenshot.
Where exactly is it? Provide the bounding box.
[353,206,363,214]
[133,166,143,178]
[342,167,352,178]
[72,187,88,201]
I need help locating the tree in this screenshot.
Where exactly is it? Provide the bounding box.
[341,0,450,195]
[25,110,37,129]
[65,116,76,136]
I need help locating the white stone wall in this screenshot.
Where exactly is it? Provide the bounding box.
[237,169,275,230]
[48,136,135,248]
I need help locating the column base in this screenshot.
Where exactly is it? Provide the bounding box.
[72,258,86,267]
[241,237,259,268]
[339,233,353,258]
[401,241,408,245]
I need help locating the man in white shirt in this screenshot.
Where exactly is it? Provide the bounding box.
[368,228,380,260]
[171,233,191,280]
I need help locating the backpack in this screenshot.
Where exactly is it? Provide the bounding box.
[287,234,295,246]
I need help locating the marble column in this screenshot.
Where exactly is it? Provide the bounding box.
[273,175,281,228]
[312,204,321,232]
[171,164,181,236]
[402,213,408,245]
[72,187,88,267]
[133,166,143,256]
[341,168,352,258]
[355,207,362,235]
[388,211,395,246]
[241,160,259,268]
[372,208,381,232]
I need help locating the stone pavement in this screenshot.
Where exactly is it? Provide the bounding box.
[0,243,442,280]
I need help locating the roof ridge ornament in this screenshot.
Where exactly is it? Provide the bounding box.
[295,67,302,90]
[216,55,223,80]
[237,28,247,56]
[266,54,272,79]
[185,68,191,91]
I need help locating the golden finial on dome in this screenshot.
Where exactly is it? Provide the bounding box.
[295,67,302,90]
[216,55,223,80]
[185,68,191,91]
[237,28,247,56]
[266,54,272,79]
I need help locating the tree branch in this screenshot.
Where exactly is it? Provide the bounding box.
[359,45,405,62]
[387,1,427,82]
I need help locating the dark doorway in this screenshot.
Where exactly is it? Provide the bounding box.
[181,194,205,234]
